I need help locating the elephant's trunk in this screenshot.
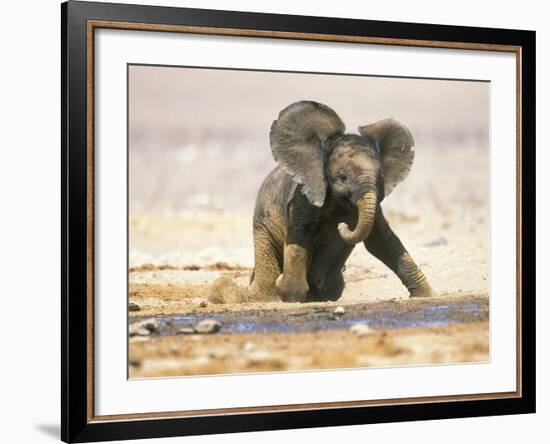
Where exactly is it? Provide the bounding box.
[338,188,378,245]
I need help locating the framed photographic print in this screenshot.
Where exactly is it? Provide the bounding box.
[61,1,536,442]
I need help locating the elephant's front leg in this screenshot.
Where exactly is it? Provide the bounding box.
[364,209,436,298]
[276,193,320,302]
[276,243,310,302]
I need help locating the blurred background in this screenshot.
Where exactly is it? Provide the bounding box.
[129,65,489,301]
[129,65,489,215]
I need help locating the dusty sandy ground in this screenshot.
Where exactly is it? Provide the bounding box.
[129,321,488,378]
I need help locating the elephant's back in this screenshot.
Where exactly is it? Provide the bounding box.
[253,167,293,242]
[255,167,294,211]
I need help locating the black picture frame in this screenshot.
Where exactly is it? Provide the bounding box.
[61,1,536,442]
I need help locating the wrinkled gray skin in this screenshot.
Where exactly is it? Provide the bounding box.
[248,101,436,303]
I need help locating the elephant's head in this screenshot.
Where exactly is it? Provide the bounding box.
[270,101,415,245]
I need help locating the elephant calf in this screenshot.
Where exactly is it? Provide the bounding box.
[248,101,435,302]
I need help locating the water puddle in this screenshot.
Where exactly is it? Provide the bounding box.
[131,297,488,336]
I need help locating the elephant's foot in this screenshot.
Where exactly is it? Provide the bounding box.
[408,282,437,298]
[247,281,282,303]
[276,274,309,303]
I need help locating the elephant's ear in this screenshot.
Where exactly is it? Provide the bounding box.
[270,101,345,207]
[358,118,415,197]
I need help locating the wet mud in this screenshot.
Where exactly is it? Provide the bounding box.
[130,295,488,336]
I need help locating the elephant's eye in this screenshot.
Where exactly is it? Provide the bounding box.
[337,173,348,182]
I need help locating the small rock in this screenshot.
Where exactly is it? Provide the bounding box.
[138,318,160,332]
[190,297,203,305]
[350,323,375,337]
[334,306,346,316]
[129,318,160,337]
[199,300,208,308]
[194,319,221,334]
[176,327,196,335]
[423,236,448,247]
[129,326,151,337]
[128,301,141,312]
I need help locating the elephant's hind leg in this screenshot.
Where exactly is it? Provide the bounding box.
[248,232,283,302]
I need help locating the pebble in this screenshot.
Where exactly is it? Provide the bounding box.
[194,319,221,334]
[176,327,196,335]
[350,323,376,337]
[199,300,208,308]
[128,301,141,312]
[129,326,151,337]
[138,318,160,332]
[333,306,346,316]
[129,318,160,337]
